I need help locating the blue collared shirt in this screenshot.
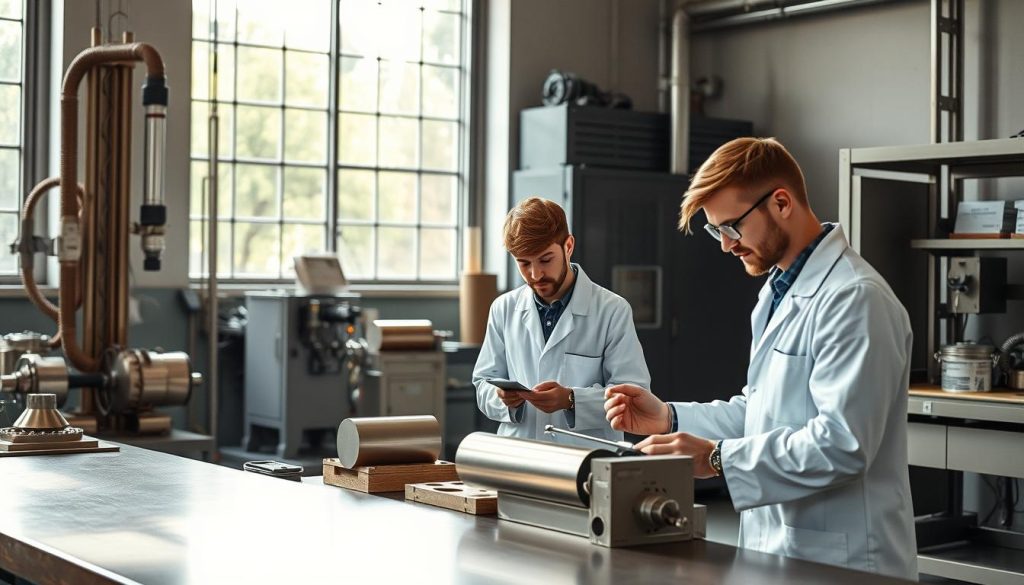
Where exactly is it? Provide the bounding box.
[767,223,834,320]
[534,265,579,342]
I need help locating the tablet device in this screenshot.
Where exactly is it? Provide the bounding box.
[486,378,533,392]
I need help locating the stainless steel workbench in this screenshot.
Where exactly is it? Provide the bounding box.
[0,444,915,585]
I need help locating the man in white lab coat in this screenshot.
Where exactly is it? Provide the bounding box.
[604,138,917,579]
[473,197,651,446]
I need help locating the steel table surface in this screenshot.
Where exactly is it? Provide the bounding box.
[0,443,915,585]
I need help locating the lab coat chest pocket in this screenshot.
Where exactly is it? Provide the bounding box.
[559,353,603,388]
[762,350,812,427]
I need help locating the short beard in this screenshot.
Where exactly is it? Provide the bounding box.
[741,214,788,276]
[531,249,570,296]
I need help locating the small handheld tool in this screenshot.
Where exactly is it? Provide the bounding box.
[544,425,643,456]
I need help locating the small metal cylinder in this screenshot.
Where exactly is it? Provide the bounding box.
[105,349,194,413]
[456,432,613,508]
[336,415,441,468]
[144,105,166,208]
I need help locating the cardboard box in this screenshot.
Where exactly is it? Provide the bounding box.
[954,201,1016,235]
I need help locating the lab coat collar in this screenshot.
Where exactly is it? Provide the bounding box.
[513,263,591,315]
[787,223,847,299]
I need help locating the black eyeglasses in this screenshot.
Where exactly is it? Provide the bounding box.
[704,190,775,242]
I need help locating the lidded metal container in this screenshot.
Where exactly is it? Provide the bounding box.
[934,343,998,392]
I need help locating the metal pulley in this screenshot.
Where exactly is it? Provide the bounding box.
[0,354,70,407]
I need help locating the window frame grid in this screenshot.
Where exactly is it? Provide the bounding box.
[190,0,467,285]
[0,4,26,280]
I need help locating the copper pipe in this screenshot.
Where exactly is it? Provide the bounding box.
[21,177,85,320]
[58,42,166,373]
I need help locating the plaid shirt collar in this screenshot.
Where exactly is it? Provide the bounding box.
[769,224,834,310]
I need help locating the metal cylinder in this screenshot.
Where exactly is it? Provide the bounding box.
[104,349,194,413]
[336,415,441,468]
[455,432,614,508]
[8,354,70,406]
[144,105,166,208]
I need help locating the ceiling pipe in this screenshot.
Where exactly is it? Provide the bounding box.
[685,0,903,33]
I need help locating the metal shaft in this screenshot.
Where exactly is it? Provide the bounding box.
[455,432,613,508]
[336,416,441,468]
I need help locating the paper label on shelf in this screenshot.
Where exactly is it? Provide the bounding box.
[953,201,1015,234]
[1016,201,1024,234]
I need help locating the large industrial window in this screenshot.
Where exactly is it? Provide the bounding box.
[0,1,24,276]
[190,0,466,283]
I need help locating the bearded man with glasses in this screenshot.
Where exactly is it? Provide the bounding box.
[604,137,917,580]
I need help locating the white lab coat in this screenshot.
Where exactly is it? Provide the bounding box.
[473,264,651,446]
[670,225,917,579]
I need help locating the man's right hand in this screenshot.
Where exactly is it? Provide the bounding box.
[604,384,670,435]
[496,388,526,409]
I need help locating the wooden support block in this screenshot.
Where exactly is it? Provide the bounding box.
[405,481,497,515]
[321,458,459,493]
[0,439,119,457]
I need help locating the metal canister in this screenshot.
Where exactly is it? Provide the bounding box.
[934,343,998,392]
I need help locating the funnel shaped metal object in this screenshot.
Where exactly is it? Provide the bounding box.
[12,393,71,431]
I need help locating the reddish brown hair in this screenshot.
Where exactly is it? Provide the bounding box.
[503,197,570,257]
[679,137,807,233]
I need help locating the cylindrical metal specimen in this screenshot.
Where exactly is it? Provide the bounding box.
[336,416,441,468]
[455,432,613,508]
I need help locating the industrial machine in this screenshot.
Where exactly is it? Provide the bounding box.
[0,29,200,438]
[456,432,699,548]
[243,291,367,458]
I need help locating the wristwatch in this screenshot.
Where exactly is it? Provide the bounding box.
[567,388,575,411]
[709,440,723,477]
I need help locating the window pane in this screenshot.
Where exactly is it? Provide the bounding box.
[378,5,421,61]
[234,222,281,277]
[339,56,377,113]
[192,42,235,101]
[237,46,281,103]
[338,113,377,166]
[422,120,457,171]
[284,109,327,163]
[285,51,329,108]
[378,171,416,223]
[379,60,419,116]
[0,147,18,210]
[338,225,374,278]
[422,65,458,119]
[237,0,284,45]
[0,84,19,145]
[235,105,280,160]
[192,0,236,42]
[379,117,417,168]
[283,167,325,220]
[339,0,378,57]
[234,164,278,218]
[282,223,326,275]
[423,10,459,65]
[420,174,456,224]
[424,0,460,11]
[0,0,22,19]
[189,219,232,278]
[0,21,22,82]
[338,169,374,221]
[378,227,416,279]
[0,213,16,273]
[420,227,455,279]
[283,0,332,52]
[190,161,233,219]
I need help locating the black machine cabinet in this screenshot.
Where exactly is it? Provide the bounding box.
[512,166,763,404]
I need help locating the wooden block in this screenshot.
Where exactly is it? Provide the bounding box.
[0,437,99,452]
[321,458,459,493]
[405,481,497,515]
[950,232,1010,239]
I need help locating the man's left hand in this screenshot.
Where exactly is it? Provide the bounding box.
[524,381,572,413]
[636,432,718,479]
